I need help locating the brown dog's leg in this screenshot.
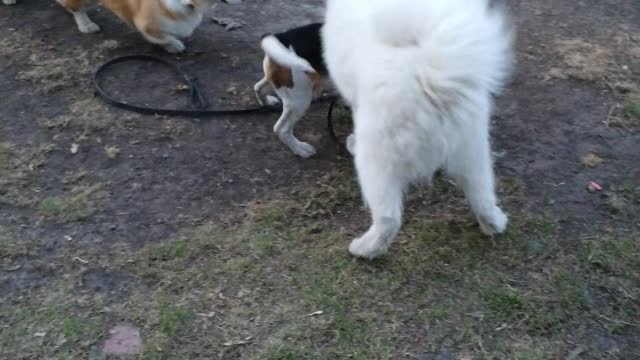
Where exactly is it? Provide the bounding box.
[136,22,185,53]
[57,0,101,33]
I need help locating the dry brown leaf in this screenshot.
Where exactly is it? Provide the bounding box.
[581,153,604,167]
[105,145,120,159]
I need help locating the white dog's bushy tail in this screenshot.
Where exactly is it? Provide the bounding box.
[372,0,513,106]
[261,36,316,73]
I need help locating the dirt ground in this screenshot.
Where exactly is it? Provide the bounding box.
[1,0,639,359]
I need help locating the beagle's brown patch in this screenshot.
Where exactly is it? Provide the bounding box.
[306,71,324,89]
[265,58,295,89]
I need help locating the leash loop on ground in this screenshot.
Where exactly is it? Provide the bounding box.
[94,54,279,117]
[93,54,347,154]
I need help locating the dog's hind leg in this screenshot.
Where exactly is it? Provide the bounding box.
[272,77,315,158]
[254,57,280,106]
[254,77,279,106]
[445,102,508,236]
[348,108,405,258]
[57,0,100,33]
[349,154,404,258]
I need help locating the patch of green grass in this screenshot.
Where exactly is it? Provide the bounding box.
[579,237,639,278]
[7,173,637,360]
[265,344,306,360]
[299,168,360,217]
[253,200,292,227]
[550,271,585,312]
[482,286,526,321]
[249,229,277,256]
[502,215,559,256]
[476,265,585,335]
[624,97,640,119]
[494,339,553,360]
[159,303,190,337]
[61,316,98,341]
[261,314,388,359]
[147,239,188,262]
[142,336,172,360]
[418,218,451,243]
[430,175,459,195]
[606,192,628,214]
[518,215,559,238]
[414,215,541,272]
[245,201,301,257]
[417,299,456,325]
[37,184,102,222]
[0,225,21,260]
[605,184,640,216]
[293,254,353,309]
[0,282,104,359]
[0,143,54,207]
[258,312,388,359]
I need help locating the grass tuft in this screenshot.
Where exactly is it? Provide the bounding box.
[624,97,640,119]
[159,304,190,338]
[37,184,103,222]
[482,287,526,321]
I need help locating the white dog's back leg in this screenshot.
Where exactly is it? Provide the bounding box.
[350,154,404,258]
[446,106,508,235]
[349,110,405,258]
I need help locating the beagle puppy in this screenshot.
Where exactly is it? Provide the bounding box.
[254,23,333,158]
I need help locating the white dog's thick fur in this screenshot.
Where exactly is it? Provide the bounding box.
[323,0,513,258]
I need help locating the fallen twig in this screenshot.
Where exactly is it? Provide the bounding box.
[73,256,89,264]
[598,314,640,327]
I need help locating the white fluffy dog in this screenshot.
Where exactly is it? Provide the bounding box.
[322,0,513,258]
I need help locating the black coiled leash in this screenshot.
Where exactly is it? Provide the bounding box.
[93,54,347,154]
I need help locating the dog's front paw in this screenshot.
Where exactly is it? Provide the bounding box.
[291,141,316,158]
[477,207,508,236]
[164,40,186,53]
[3,0,17,5]
[78,21,101,33]
[349,233,389,259]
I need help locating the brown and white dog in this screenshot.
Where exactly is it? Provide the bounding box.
[254,23,333,158]
[3,0,241,53]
